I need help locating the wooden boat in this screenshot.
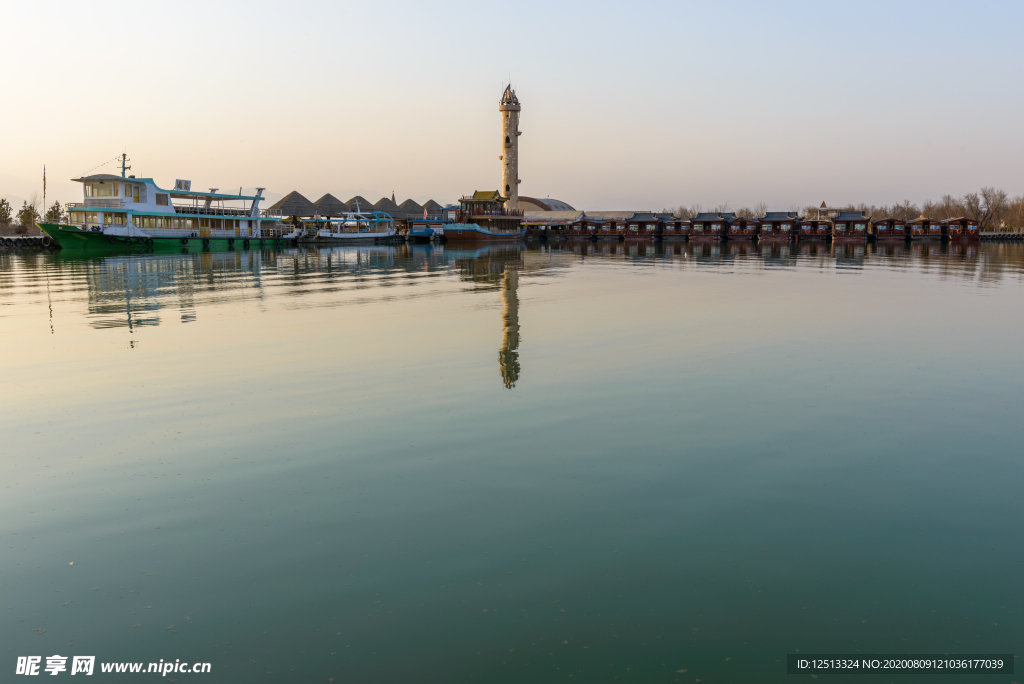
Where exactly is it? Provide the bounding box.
[758,212,798,243]
[660,217,691,241]
[942,216,980,242]
[624,212,661,241]
[797,218,832,242]
[726,216,759,242]
[690,212,730,242]
[873,217,907,242]
[832,211,869,243]
[907,216,942,242]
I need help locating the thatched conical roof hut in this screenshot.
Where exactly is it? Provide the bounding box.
[374,197,402,215]
[422,199,443,214]
[314,193,350,217]
[399,198,423,213]
[269,191,317,217]
[345,196,372,212]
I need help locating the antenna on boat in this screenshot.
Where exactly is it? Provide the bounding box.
[120,152,131,179]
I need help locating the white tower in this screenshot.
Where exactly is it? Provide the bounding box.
[499,85,521,210]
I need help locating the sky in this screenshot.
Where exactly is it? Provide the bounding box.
[2,0,1023,212]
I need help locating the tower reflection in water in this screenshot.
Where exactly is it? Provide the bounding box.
[498,265,520,389]
[450,244,525,389]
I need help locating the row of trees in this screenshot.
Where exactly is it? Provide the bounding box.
[0,198,65,229]
[669,187,1022,231]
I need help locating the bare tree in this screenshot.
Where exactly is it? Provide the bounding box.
[736,206,754,219]
[962,192,982,223]
[979,187,1009,230]
[752,201,768,218]
[675,203,702,220]
[1005,195,1024,230]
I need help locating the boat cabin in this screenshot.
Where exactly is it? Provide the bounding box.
[797,218,832,241]
[625,212,661,240]
[576,212,634,241]
[661,217,692,241]
[759,211,799,242]
[907,216,942,240]
[726,216,760,241]
[832,211,869,243]
[872,217,907,241]
[523,210,580,241]
[691,212,732,241]
[942,216,979,241]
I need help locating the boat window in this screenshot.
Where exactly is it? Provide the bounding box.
[894,224,903,230]
[835,223,846,230]
[85,183,117,197]
[711,223,721,231]
[855,223,866,231]
[780,223,790,230]
[155,193,168,206]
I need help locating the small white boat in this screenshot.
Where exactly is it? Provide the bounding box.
[317,211,396,242]
[284,210,396,243]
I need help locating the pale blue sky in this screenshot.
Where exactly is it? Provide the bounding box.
[2,0,1022,210]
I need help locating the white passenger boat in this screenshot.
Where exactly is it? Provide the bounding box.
[282,210,397,243]
[39,155,285,252]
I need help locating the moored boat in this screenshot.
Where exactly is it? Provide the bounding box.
[442,191,524,242]
[624,212,661,241]
[660,217,691,241]
[942,216,979,242]
[758,212,798,243]
[39,159,283,252]
[407,220,445,243]
[797,218,832,242]
[726,216,759,242]
[873,217,908,242]
[832,211,869,243]
[690,212,730,242]
[907,216,942,241]
[298,211,397,243]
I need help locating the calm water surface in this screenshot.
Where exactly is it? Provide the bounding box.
[2,242,1023,683]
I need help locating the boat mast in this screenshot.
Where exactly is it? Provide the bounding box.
[120,153,131,179]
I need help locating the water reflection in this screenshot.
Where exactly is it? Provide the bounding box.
[447,244,526,388]
[499,266,520,388]
[2,241,1023,335]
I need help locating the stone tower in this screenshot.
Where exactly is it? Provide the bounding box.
[499,85,521,210]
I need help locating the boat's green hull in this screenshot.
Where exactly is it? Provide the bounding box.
[38,223,287,253]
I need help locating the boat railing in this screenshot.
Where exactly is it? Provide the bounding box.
[74,199,127,209]
[459,209,524,217]
[173,205,261,218]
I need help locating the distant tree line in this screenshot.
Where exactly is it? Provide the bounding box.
[669,187,1023,231]
[0,197,64,232]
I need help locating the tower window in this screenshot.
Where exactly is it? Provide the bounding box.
[505,184,510,192]
[505,136,510,144]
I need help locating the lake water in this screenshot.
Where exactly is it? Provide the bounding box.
[2,241,1022,683]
